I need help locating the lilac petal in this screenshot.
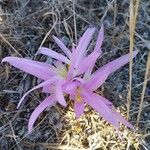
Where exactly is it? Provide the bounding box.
[38,47,71,64]
[86,50,138,91]
[83,25,104,78]
[85,65,110,91]
[64,81,78,97]
[82,92,119,128]
[2,57,55,80]
[17,77,58,108]
[113,111,134,129]
[74,28,96,68]
[52,35,71,58]
[83,92,133,129]
[28,95,55,133]
[42,86,50,93]
[101,50,138,75]
[55,80,67,106]
[66,47,76,80]
[74,101,84,118]
[42,84,55,93]
[93,93,113,106]
[75,50,100,75]
[93,24,104,54]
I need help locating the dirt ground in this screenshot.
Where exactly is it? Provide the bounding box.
[0,0,150,150]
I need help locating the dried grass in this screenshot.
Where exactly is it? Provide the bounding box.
[127,0,140,119]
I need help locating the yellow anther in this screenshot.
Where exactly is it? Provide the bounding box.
[76,88,82,103]
[67,64,70,70]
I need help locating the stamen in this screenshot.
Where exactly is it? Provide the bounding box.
[67,64,70,70]
[76,88,82,103]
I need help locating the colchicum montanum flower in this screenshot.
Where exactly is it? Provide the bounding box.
[2,25,138,133]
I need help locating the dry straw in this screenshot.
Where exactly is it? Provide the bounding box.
[127,0,140,119]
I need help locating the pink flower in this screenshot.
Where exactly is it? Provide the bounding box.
[2,25,138,133]
[2,26,102,132]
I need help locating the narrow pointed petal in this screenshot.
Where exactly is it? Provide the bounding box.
[52,35,71,58]
[85,65,110,91]
[28,95,55,133]
[74,27,96,68]
[66,47,76,79]
[83,25,104,78]
[75,50,100,75]
[42,84,55,93]
[113,111,134,129]
[74,101,84,118]
[85,93,134,129]
[101,50,138,75]
[17,77,58,108]
[93,24,104,54]
[2,57,55,80]
[94,94,113,106]
[82,92,119,128]
[86,50,138,91]
[55,80,67,106]
[38,47,71,64]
